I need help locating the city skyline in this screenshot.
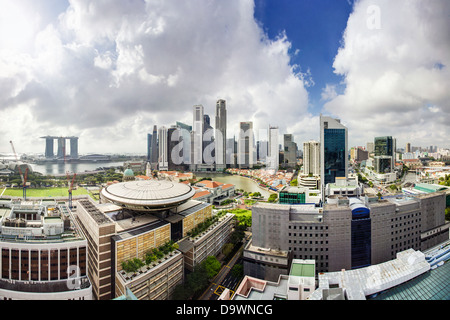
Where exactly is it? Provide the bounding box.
[0,0,449,155]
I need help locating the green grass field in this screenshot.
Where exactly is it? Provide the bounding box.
[2,187,90,198]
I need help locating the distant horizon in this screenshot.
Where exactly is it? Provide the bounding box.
[1,0,449,154]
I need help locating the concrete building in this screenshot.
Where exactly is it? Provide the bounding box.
[245,191,449,279]
[0,199,92,300]
[303,140,320,176]
[193,180,235,205]
[238,122,254,169]
[231,259,315,301]
[75,179,232,300]
[177,212,234,272]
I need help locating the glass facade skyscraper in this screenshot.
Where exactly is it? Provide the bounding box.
[320,115,348,191]
[374,136,394,157]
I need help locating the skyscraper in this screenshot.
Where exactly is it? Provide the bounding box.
[215,99,227,169]
[147,133,152,162]
[374,136,394,157]
[374,136,396,173]
[158,126,168,171]
[176,121,192,165]
[303,140,320,176]
[238,122,254,169]
[283,134,297,168]
[268,126,279,171]
[192,105,204,165]
[150,125,159,168]
[320,115,348,191]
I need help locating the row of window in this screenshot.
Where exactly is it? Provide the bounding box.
[289,225,329,230]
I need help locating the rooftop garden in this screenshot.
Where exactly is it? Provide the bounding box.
[121,240,179,275]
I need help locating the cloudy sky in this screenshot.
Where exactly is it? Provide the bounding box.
[0,0,449,156]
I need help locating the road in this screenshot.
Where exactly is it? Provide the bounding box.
[199,245,244,300]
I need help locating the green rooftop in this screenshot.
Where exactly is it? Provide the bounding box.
[290,261,315,278]
[414,183,448,193]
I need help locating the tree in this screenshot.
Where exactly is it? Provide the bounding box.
[201,256,221,279]
[231,264,243,278]
[222,243,234,257]
[268,193,278,203]
[290,179,298,186]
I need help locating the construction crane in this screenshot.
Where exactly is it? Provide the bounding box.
[10,140,29,200]
[66,171,77,209]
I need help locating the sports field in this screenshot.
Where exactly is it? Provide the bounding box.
[1,187,90,198]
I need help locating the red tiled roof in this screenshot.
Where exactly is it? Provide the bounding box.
[221,184,234,190]
[193,190,210,199]
[197,180,224,188]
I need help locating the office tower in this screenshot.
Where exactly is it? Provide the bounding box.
[374,136,394,157]
[215,99,227,168]
[284,134,297,168]
[147,133,152,162]
[303,140,320,176]
[150,125,159,168]
[238,122,254,169]
[226,137,236,168]
[69,137,79,159]
[366,142,374,154]
[193,105,204,165]
[203,114,212,133]
[158,126,168,171]
[168,126,186,170]
[320,115,348,191]
[374,136,395,173]
[406,143,411,153]
[267,126,279,171]
[257,140,268,163]
[176,122,192,165]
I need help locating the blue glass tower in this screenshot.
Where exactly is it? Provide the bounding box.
[320,115,348,193]
[349,199,371,269]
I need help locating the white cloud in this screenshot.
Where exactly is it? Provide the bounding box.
[0,0,313,154]
[324,0,450,148]
[321,84,338,101]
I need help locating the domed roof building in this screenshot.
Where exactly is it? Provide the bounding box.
[122,167,135,182]
[100,179,196,212]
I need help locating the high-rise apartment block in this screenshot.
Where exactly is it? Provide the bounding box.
[303,140,320,176]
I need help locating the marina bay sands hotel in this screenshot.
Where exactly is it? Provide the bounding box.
[41,136,79,159]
